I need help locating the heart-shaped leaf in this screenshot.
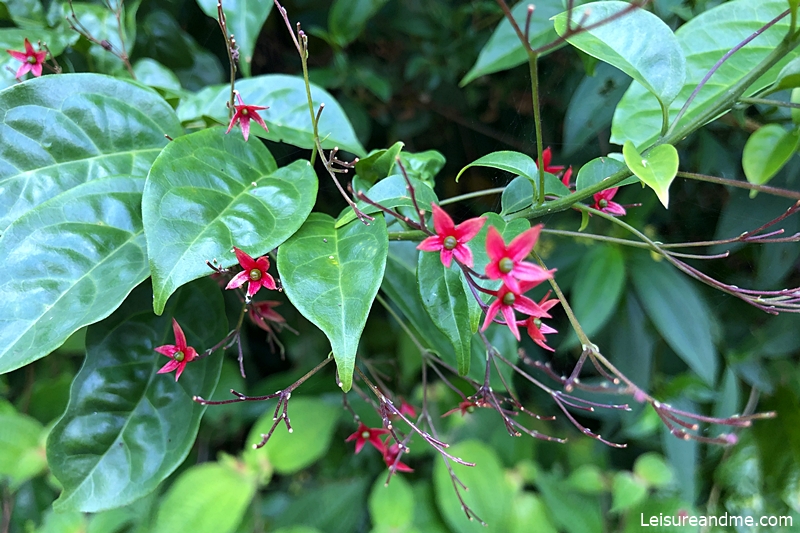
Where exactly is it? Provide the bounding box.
[143,127,317,315]
[335,174,438,228]
[0,177,149,374]
[277,214,388,391]
[48,278,226,512]
[742,124,800,188]
[622,141,679,208]
[554,1,685,106]
[0,73,181,231]
[176,74,365,156]
[195,0,272,77]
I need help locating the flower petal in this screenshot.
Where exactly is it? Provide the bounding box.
[259,273,277,291]
[440,248,454,268]
[506,225,542,261]
[484,225,506,261]
[226,113,238,134]
[30,62,42,77]
[225,270,250,290]
[603,202,627,216]
[157,359,180,374]
[14,63,30,79]
[452,244,473,268]
[481,299,502,331]
[514,295,549,318]
[430,203,455,237]
[7,50,27,61]
[511,261,552,283]
[501,305,520,340]
[174,361,187,381]
[233,247,257,270]
[23,38,35,55]
[417,235,443,252]
[453,216,486,242]
[255,256,271,272]
[240,116,251,141]
[154,345,178,357]
[171,318,187,350]
[251,111,269,133]
[247,280,261,297]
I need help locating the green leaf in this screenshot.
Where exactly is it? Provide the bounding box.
[575,156,638,190]
[0,410,47,489]
[176,75,365,156]
[554,1,685,106]
[195,0,272,77]
[535,471,604,533]
[355,141,404,186]
[0,28,78,90]
[244,396,340,476]
[328,0,389,47]
[611,472,648,512]
[622,141,679,208]
[562,246,625,348]
[742,124,800,188]
[151,462,257,533]
[143,127,317,315]
[0,73,181,231]
[335,174,438,228]
[774,56,800,90]
[630,255,718,385]
[0,0,45,28]
[418,251,473,375]
[47,279,226,512]
[368,474,414,529]
[612,0,800,148]
[500,174,571,215]
[566,464,607,494]
[792,87,800,124]
[433,440,514,532]
[456,150,536,183]
[393,150,446,186]
[564,63,632,155]
[133,58,182,91]
[460,0,563,86]
[509,493,557,533]
[634,453,673,488]
[277,214,388,391]
[0,177,149,374]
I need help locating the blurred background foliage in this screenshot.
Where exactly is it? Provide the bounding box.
[1,0,799,531]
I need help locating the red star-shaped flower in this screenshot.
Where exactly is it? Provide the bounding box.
[248,300,285,333]
[417,203,486,268]
[226,93,269,141]
[345,422,389,454]
[537,146,564,175]
[226,247,277,298]
[482,280,554,340]
[518,295,560,351]
[592,187,626,216]
[484,225,552,294]
[7,38,47,79]
[442,399,479,417]
[155,319,198,382]
[382,439,413,473]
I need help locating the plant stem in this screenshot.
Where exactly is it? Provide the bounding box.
[439,187,506,206]
[678,171,800,200]
[532,251,592,348]
[739,96,800,109]
[530,52,545,205]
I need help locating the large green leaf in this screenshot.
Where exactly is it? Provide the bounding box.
[195,0,272,77]
[143,127,317,315]
[354,141,404,186]
[612,0,800,148]
[151,462,257,533]
[0,28,78,90]
[47,279,226,512]
[456,150,537,183]
[630,255,718,385]
[460,0,563,86]
[742,124,800,188]
[499,174,572,216]
[335,174,438,228]
[575,156,638,191]
[277,214,388,391]
[418,251,473,375]
[176,75,365,156]
[554,1,685,106]
[0,177,149,374]
[0,73,181,231]
[368,474,414,530]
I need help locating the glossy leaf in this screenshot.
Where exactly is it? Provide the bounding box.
[631,255,718,385]
[742,124,800,187]
[133,58,182,91]
[554,1,685,106]
[774,56,800,90]
[500,174,571,215]
[355,141,404,186]
[277,214,388,391]
[47,279,226,512]
[143,127,317,315]
[195,0,272,77]
[176,74,365,156]
[329,0,389,47]
[0,28,78,90]
[368,473,414,529]
[562,245,625,348]
[393,150,446,186]
[335,174,438,228]
[151,462,257,533]
[0,73,181,231]
[575,156,638,190]
[509,493,558,533]
[418,250,473,375]
[623,141,679,208]
[245,396,340,476]
[611,472,648,512]
[564,63,631,155]
[460,0,563,86]
[0,177,149,374]
[456,150,536,183]
[535,471,604,533]
[612,0,800,148]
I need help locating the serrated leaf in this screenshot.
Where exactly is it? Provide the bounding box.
[143,127,317,315]
[47,279,226,512]
[460,0,563,86]
[631,255,718,386]
[355,141,404,186]
[0,177,149,374]
[195,0,272,77]
[0,73,181,231]
[176,74,365,156]
[742,124,800,188]
[418,251,473,375]
[554,1,685,106]
[622,141,678,208]
[277,214,388,391]
[151,462,256,533]
[612,0,800,148]
[335,174,438,228]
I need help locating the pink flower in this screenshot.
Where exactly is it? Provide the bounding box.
[484,225,552,294]
[346,422,389,454]
[518,295,560,351]
[382,439,413,473]
[7,38,47,79]
[399,400,417,418]
[592,188,626,216]
[226,247,277,298]
[226,93,268,141]
[561,166,573,188]
[442,399,479,417]
[416,203,486,268]
[537,146,564,175]
[481,281,554,341]
[248,300,284,333]
[155,319,198,382]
